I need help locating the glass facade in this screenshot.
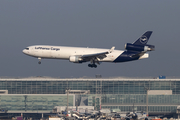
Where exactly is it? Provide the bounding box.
[0,78,180,114]
[100,94,180,112]
[0,79,180,94]
[101,94,180,105]
[0,94,74,112]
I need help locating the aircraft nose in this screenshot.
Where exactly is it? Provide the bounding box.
[22,49,29,55]
[22,49,26,54]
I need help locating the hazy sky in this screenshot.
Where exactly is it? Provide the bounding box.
[0,0,180,78]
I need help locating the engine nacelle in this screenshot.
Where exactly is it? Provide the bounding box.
[69,56,82,63]
[125,43,155,52]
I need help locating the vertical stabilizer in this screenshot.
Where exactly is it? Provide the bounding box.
[133,31,153,45]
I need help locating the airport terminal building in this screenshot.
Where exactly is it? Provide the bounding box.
[0,77,180,117]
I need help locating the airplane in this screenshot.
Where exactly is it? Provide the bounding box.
[23,31,155,68]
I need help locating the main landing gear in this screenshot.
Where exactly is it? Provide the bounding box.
[88,64,97,68]
[88,59,99,68]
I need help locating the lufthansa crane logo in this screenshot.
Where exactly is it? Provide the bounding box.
[140,36,148,44]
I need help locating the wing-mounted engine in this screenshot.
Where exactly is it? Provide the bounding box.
[125,43,155,52]
[69,56,83,63]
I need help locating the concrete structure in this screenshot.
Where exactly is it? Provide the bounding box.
[0,78,179,117]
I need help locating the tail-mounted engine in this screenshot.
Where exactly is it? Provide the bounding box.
[125,43,155,52]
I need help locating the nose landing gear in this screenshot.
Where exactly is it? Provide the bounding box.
[38,57,41,64]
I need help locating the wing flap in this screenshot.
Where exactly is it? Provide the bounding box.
[81,51,108,61]
[80,46,115,62]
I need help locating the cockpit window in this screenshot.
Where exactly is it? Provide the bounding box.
[25,48,29,50]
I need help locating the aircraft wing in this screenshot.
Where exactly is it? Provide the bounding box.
[81,51,108,61]
[81,46,115,62]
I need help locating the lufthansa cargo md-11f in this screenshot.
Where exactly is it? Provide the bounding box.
[23,31,155,68]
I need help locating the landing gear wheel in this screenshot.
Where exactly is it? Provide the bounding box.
[94,64,97,68]
[38,57,41,64]
[88,64,97,68]
[92,64,97,68]
[88,64,92,67]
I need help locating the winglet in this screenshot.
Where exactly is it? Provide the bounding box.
[109,46,115,53]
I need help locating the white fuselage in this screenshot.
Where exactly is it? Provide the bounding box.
[23,45,149,65]
[22,31,153,67]
[23,45,125,62]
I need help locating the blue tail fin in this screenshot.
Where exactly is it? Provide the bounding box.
[133,31,153,45]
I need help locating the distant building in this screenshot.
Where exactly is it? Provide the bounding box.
[0,78,179,117]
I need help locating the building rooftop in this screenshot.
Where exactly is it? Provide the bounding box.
[0,77,180,81]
